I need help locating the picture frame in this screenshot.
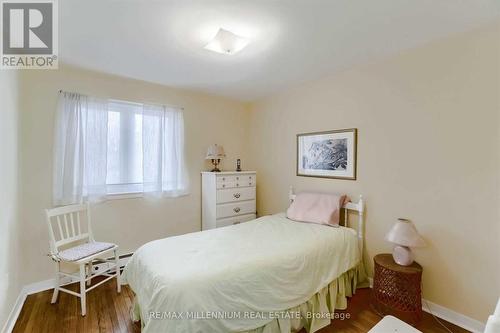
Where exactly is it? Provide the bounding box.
[296,128,357,180]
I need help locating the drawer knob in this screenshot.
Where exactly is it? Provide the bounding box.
[236,177,239,180]
[236,183,240,187]
[222,177,225,181]
[233,207,241,213]
[249,182,252,186]
[222,184,226,188]
[233,193,241,199]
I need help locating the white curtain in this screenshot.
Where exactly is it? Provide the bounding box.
[142,104,189,197]
[53,92,108,205]
[53,92,189,206]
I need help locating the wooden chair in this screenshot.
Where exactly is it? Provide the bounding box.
[45,203,121,316]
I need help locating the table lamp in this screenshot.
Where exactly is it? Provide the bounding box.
[206,144,225,172]
[385,218,426,266]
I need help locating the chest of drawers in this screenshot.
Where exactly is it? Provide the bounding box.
[201,171,257,230]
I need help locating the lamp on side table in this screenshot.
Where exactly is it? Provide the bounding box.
[206,144,225,172]
[385,218,426,266]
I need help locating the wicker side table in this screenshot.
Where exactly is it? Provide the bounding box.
[372,253,423,325]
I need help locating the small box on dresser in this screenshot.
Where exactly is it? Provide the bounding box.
[201,171,257,230]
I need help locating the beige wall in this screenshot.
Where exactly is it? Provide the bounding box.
[0,71,22,329]
[247,22,500,321]
[18,65,250,284]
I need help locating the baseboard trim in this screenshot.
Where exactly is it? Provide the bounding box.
[23,276,78,296]
[2,275,81,333]
[367,277,485,333]
[422,299,485,333]
[1,288,27,333]
[2,253,132,333]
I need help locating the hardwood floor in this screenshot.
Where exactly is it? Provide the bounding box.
[14,277,469,333]
[306,289,470,333]
[14,277,141,333]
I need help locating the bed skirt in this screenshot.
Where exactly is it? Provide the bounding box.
[241,264,368,333]
[131,263,368,333]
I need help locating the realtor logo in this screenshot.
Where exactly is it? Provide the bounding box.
[1,0,58,69]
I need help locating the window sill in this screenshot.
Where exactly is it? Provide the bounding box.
[102,190,190,201]
[105,192,143,201]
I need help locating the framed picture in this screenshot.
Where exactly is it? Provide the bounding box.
[297,128,357,180]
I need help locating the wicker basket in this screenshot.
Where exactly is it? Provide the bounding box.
[372,253,423,325]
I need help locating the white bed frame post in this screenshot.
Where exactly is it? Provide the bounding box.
[289,186,365,257]
[357,195,364,257]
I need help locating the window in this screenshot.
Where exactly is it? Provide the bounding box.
[53,92,189,205]
[106,101,144,194]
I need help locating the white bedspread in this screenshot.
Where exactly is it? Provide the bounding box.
[123,213,360,333]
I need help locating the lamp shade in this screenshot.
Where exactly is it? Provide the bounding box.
[206,144,225,159]
[385,218,426,248]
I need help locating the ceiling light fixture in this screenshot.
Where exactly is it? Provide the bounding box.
[204,28,249,55]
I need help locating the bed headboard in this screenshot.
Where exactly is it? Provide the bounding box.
[288,186,365,255]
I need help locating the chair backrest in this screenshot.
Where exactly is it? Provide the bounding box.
[45,203,94,255]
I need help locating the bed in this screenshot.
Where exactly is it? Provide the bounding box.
[123,189,366,333]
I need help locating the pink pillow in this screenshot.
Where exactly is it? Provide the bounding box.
[286,192,350,226]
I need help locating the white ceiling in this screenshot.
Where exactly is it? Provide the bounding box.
[60,0,500,101]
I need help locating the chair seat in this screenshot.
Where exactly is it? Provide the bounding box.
[58,241,116,262]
